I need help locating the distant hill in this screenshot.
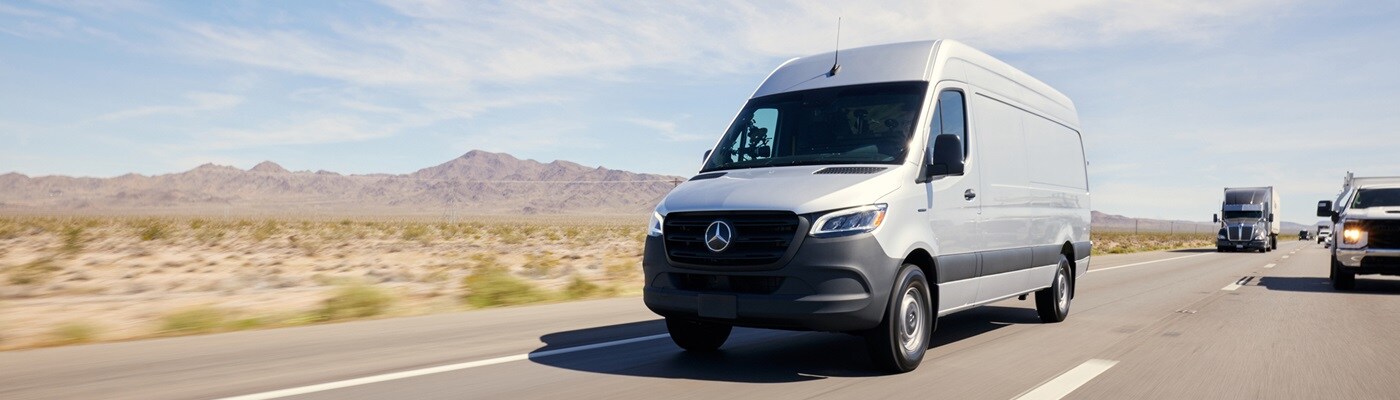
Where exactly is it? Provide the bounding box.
[0,150,682,216]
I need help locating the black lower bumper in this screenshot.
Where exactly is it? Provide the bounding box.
[1217,239,1267,251]
[642,234,899,332]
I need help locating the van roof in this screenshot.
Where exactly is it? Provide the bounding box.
[751,39,1078,126]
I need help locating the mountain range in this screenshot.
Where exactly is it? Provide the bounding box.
[0,150,682,216]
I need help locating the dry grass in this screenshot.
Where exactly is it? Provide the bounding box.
[1092,231,1215,255]
[0,214,647,349]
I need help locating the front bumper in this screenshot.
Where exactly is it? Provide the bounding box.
[642,233,899,332]
[1334,248,1400,275]
[1217,239,1267,251]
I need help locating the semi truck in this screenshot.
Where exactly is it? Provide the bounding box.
[1214,186,1280,252]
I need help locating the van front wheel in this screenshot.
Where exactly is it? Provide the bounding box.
[865,263,932,373]
[1036,255,1072,323]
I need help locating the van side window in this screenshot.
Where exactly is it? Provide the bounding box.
[724,108,778,162]
[927,90,967,160]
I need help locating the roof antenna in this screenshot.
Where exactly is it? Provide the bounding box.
[827,17,842,77]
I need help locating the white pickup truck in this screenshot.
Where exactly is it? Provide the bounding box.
[1316,174,1400,290]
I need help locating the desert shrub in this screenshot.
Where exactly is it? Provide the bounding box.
[521,251,560,278]
[136,220,170,241]
[60,226,86,255]
[160,306,228,334]
[317,284,394,320]
[8,258,61,285]
[49,321,99,345]
[400,225,431,244]
[251,221,280,241]
[604,258,639,281]
[461,264,548,308]
[562,276,616,300]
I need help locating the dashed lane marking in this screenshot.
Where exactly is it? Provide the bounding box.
[1014,359,1120,400]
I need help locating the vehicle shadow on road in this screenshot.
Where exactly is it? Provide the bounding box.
[1257,276,1400,295]
[528,305,1040,382]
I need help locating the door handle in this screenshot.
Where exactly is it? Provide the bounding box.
[964,189,976,201]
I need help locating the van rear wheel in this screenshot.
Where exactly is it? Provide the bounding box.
[864,264,931,373]
[1036,255,1072,323]
[665,317,731,352]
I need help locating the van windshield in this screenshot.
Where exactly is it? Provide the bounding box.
[1350,188,1400,209]
[701,82,928,172]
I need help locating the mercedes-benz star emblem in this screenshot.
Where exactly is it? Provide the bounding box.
[704,221,733,253]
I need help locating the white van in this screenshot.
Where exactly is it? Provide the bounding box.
[643,40,1091,372]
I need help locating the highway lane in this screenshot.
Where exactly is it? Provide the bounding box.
[5,240,1399,399]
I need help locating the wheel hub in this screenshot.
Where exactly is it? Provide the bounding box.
[898,287,925,353]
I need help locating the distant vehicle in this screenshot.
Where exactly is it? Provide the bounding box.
[643,40,1090,372]
[1299,230,1310,240]
[1316,173,1400,290]
[1214,186,1281,252]
[1317,224,1332,244]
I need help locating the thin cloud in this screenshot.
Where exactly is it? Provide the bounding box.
[624,118,710,142]
[99,92,244,120]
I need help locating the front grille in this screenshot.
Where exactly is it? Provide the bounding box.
[670,273,785,294]
[1362,220,1400,249]
[1227,226,1256,241]
[663,211,799,266]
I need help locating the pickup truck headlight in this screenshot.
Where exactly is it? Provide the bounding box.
[647,212,664,237]
[810,204,887,237]
[1342,221,1364,245]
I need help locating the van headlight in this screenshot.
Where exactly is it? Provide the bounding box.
[647,211,664,237]
[810,204,887,237]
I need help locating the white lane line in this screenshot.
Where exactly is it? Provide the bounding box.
[1014,359,1119,400]
[1222,276,1252,291]
[1263,263,1276,269]
[1087,253,1213,275]
[1282,255,1290,259]
[216,333,671,400]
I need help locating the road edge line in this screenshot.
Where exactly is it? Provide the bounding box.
[1087,252,1213,275]
[214,333,671,400]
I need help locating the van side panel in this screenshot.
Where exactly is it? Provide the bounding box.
[971,93,1031,253]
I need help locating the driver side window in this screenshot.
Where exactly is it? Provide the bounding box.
[725,108,777,163]
[927,90,967,161]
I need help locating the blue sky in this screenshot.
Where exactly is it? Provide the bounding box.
[2,1,1399,224]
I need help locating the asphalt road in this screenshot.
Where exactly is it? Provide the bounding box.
[5,240,1400,400]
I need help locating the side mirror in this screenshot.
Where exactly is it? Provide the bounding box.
[1316,200,1333,217]
[928,134,964,177]
[1212,214,1219,223]
[703,150,712,163]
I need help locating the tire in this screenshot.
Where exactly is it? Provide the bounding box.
[864,263,932,373]
[1331,256,1355,291]
[665,317,731,352]
[1036,255,1072,323]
